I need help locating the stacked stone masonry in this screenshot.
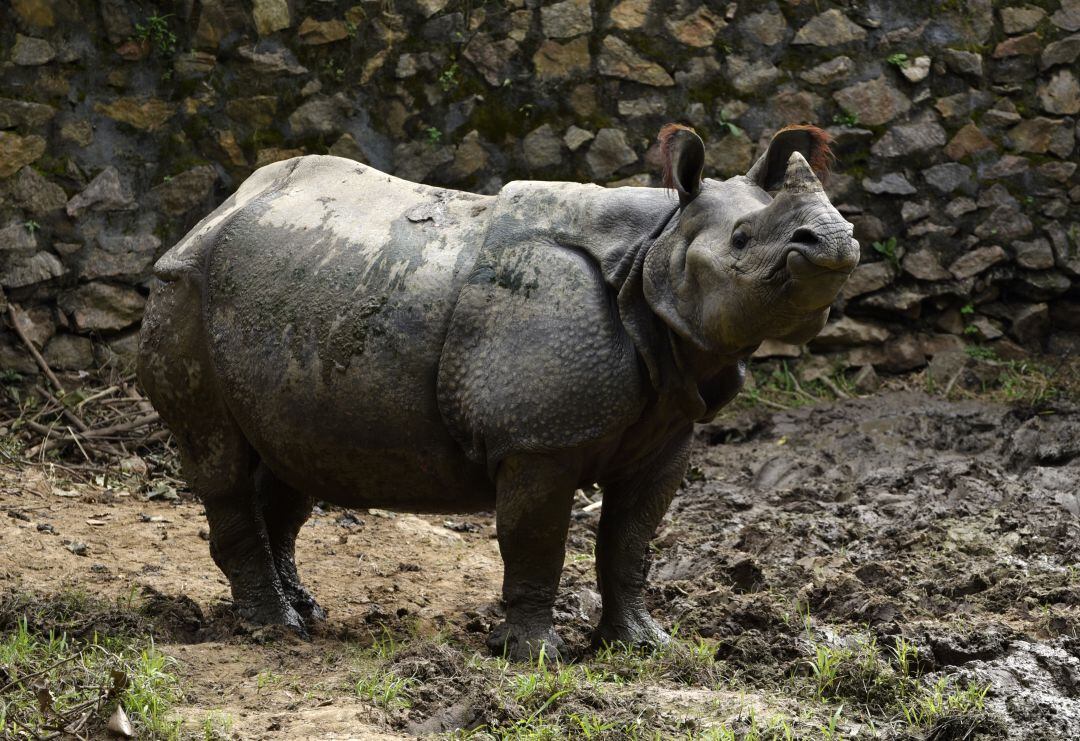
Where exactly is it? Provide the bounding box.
[1,0,1079,375]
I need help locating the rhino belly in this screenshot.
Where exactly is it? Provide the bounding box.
[201,157,495,509]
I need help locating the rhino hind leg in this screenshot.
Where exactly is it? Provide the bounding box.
[592,431,694,650]
[137,276,303,633]
[254,463,326,623]
[487,454,576,661]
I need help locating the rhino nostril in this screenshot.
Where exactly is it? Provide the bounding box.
[791,227,819,246]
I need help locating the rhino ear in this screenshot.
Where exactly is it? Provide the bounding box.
[747,125,833,191]
[658,124,705,208]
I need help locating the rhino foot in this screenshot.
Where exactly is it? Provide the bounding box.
[289,586,327,624]
[236,597,308,637]
[486,621,566,662]
[593,609,671,651]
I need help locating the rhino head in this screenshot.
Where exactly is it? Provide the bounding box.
[644,124,859,360]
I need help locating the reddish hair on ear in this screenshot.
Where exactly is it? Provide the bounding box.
[658,123,697,191]
[775,124,834,181]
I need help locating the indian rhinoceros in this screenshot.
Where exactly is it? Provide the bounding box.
[138,123,858,659]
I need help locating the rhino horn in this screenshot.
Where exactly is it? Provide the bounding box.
[782,151,824,195]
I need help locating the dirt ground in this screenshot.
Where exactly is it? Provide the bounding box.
[3,383,1080,739]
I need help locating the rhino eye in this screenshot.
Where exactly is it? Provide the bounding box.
[731,227,750,251]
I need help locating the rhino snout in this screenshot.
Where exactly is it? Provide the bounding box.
[786,223,859,274]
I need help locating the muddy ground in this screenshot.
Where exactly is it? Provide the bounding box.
[3,382,1080,739]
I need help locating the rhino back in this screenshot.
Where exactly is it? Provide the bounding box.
[199,156,494,503]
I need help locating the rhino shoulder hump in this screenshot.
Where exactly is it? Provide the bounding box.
[437,241,646,467]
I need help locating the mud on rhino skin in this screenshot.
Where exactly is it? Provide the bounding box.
[137,123,859,659]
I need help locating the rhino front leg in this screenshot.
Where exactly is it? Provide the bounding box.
[487,453,576,661]
[594,430,693,649]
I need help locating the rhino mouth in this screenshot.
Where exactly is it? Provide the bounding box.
[782,246,856,311]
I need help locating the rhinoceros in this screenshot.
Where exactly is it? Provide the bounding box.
[138,123,858,659]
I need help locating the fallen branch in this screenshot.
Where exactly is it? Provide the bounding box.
[7,303,64,394]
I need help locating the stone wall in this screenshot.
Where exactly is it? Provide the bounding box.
[1,0,1079,376]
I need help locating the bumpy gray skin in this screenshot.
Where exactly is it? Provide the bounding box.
[138,129,858,659]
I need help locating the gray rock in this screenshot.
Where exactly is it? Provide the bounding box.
[0,97,56,129]
[942,48,983,77]
[934,88,994,122]
[834,77,911,126]
[1008,117,1067,153]
[923,163,972,194]
[811,316,890,347]
[900,56,931,83]
[8,166,67,215]
[1038,69,1080,115]
[288,95,351,138]
[981,97,1022,126]
[586,128,637,179]
[597,35,674,86]
[66,166,134,217]
[792,9,866,46]
[1014,270,1072,300]
[1001,5,1046,34]
[1014,238,1055,270]
[0,251,65,288]
[1051,0,1080,31]
[870,114,946,158]
[58,283,146,332]
[945,197,978,219]
[841,261,895,299]
[902,249,951,281]
[541,0,593,39]
[564,125,594,152]
[982,155,1030,180]
[8,305,55,350]
[799,56,855,86]
[704,133,754,177]
[1010,303,1049,345]
[532,36,591,81]
[742,9,787,46]
[725,56,780,96]
[43,334,94,370]
[522,124,563,169]
[862,173,917,195]
[447,131,489,182]
[237,43,308,75]
[150,165,218,216]
[666,6,724,48]
[1041,33,1080,70]
[617,94,666,118]
[901,200,930,223]
[0,132,45,177]
[851,364,880,393]
[393,141,454,183]
[926,350,970,387]
[974,205,1032,241]
[0,222,37,253]
[949,245,1008,279]
[11,34,55,66]
[80,232,161,280]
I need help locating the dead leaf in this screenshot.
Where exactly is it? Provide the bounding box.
[86,519,108,526]
[107,704,135,738]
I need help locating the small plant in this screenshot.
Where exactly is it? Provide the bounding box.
[354,670,417,710]
[201,710,234,740]
[424,126,443,145]
[872,237,899,268]
[24,219,40,235]
[886,52,909,66]
[438,62,460,92]
[832,111,859,127]
[135,14,177,57]
[716,111,742,137]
